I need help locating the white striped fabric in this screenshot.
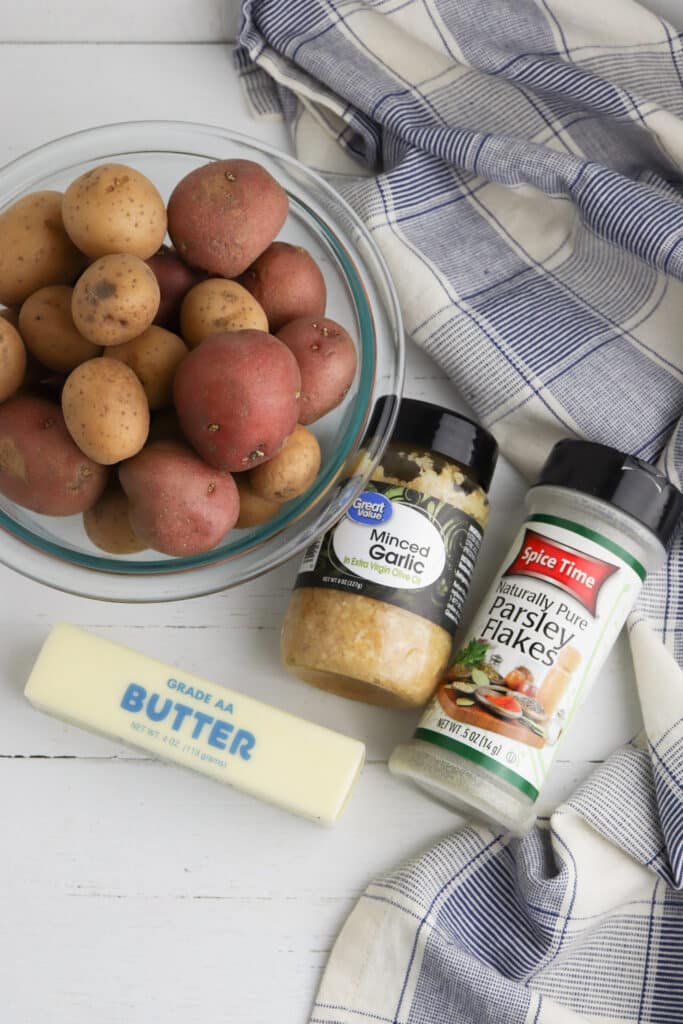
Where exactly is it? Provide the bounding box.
[236,2,683,1021]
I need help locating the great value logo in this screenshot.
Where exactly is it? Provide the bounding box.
[347,491,393,525]
[504,529,618,615]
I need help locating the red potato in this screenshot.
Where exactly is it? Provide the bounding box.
[119,440,239,556]
[167,159,289,278]
[0,395,107,514]
[173,331,301,472]
[239,242,326,332]
[146,248,206,331]
[277,317,357,425]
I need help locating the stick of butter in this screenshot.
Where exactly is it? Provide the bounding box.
[24,624,365,825]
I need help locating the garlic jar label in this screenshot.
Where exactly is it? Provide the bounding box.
[414,514,644,800]
[294,481,484,632]
[332,498,445,590]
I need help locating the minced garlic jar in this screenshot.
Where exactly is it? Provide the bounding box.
[280,399,498,708]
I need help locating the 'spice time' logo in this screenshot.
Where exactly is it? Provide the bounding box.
[347,491,393,525]
[504,529,618,614]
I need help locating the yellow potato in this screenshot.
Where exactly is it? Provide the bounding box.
[248,425,321,502]
[83,480,147,554]
[72,254,160,346]
[180,278,268,349]
[62,163,167,260]
[0,191,85,306]
[19,285,101,373]
[235,475,281,529]
[107,325,187,410]
[62,357,150,465]
[0,319,27,403]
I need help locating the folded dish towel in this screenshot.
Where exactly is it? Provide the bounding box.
[236,2,683,1020]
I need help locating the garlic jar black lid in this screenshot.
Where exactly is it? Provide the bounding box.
[367,397,498,492]
[534,439,683,547]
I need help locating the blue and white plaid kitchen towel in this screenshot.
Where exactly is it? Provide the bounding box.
[236,2,683,1021]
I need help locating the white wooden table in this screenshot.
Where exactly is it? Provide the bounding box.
[1,4,676,1021]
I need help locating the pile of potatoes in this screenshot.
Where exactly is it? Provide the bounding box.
[0,159,358,557]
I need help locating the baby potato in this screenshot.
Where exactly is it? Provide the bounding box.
[180,279,268,349]
[62,357,150,465]
[146,247,205,331]
[0,191,85,307]
[19,285,101,373]
[173,330,301,472]
[83,479,146,554]
[235,475,281,529]
[0,395,107,514]
[249,425,321,502]
[62,163,167,260]
[72,254,160,346]
[240,243,326,332]
[0,319,27,404]
[167,159,288,277]
[119,440,240,557]
[277,317,357,424]
[107,325,187,410]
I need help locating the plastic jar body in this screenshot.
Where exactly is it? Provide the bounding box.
[281,440,492,708]
[389,484,666,832]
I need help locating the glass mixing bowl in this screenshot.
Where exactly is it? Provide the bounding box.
[0,121,404,601]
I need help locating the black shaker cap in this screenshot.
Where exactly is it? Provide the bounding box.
[534,439,683,547]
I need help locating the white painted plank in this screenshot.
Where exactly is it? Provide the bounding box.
[0,44,289,167]
[0,757,602,1024]
[0,760,456,1024]
[2,0,680,43]
[1,0,241,42]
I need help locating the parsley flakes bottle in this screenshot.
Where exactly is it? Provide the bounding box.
[390,440,683,833]
[281,399,498,708]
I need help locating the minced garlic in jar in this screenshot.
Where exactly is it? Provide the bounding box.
[280,399,498,708]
